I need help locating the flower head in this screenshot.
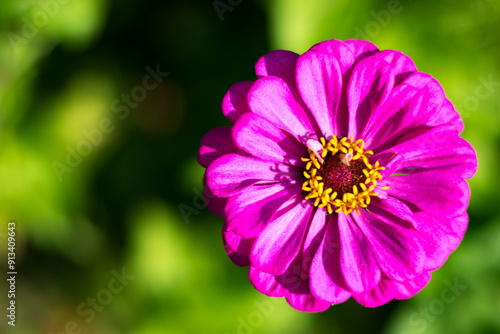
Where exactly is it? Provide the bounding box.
[198,39,477,312]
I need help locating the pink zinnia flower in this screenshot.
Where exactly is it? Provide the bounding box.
[198,39,477,312]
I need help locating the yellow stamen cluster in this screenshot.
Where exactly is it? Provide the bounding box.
[301,136,387,215]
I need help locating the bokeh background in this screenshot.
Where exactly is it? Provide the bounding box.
[0,0,499,333]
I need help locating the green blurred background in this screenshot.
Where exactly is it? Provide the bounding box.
[0,0,499,333]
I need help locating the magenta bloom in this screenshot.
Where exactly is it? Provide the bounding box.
[198,39,477,312]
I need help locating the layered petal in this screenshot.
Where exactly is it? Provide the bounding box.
[225,181,303,238]
[449,212,469,242]
[412,211,469,260]
[387,170,470,219]
[309,39,355,75]
[412,220,451,271]
[352,277,396,307]
[198,126,240,168]
[394,271,431,299]
[373,49,417,85]
[222,81,254,122]
[248,76,317,143]
[296,51,343,137]
[338,213,381,293]
[308,39,360,136]
[250,265,331,312]
[206,154,301,197]
[371,123,476,197]
[203,173,227,217]
[404,72,446,110]
[255,50,299,91]
[347,57,395,139]
[232,112,306,165]
[249,266,288,297]
[362,81,444,150]
[343,39,378,59]
[285,284,331,313]
[301,208,328,279]
[369,196,415,227]
[251,199,313,275]
[255,209,334,312]
[427,98,464,133]
[310,214,351,303]
[394,126,477,179]
[354,208,425,281]
[222,227,254,267]
[377,197,469,271]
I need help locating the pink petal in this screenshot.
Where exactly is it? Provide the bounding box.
[427,98,464,134]
[413,220,451,271]
[278,254,333,312]
[362,83,443,150]
[198,126,240,168]
[250,264,331,312]
[225,182,303,238]
[369,196,415,226]
[373,124,476,180]
[301,208,328,277]
[377,196,468,271]
[387,171,470,219]
[338,212,381,293]
[222,81,254,122]
[308,40,358,136]
[347,57,395,139]
[310,214,352,303]
[250,243,332,313]
[254,50,316,130]
[248,76,317,143]
[222,227,254,267]
[255,50,299,91]
[203,173,228,217]
[206,153,301,197]
[352,277,396,307]
[354,208,425,282]
[412,211,469,263]
[309,39,355,75]
[232,112,306,165]
[393,271,431,299]
[249,266,287,297]
[404,72,445,99]
[250,199,313,275]
[296,51,343,137]
[395,127,477,179]
[285,289,331,313]
[374,50,417,85]
[449,212,468,241]
[343,39,379,59]
[261,209,333,312]
[402,72,446,124]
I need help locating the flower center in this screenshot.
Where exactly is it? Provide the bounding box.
[301,136,387,215]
